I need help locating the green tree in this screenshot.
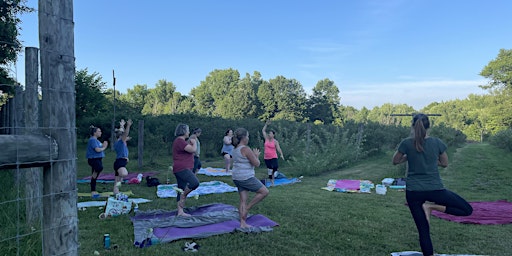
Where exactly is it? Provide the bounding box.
[258,75,307,122]
[228,72,260,119]
[307,79,341,124]
[479,48,512,130]
[190,68,242,118]
[142,79,181,115]
[176,95,196,114]
[0,0,32,66]
[1,0,33,107]
[367,103,415,126]
[75,68,109,120]
[119,84,149,114]
[479,49,512,90]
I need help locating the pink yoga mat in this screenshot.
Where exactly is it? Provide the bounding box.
[432,200,512,225]
[335,179,361,191]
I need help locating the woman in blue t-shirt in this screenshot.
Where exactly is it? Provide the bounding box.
[113,119,133,194]
[392,113,472,256]
[86,126,108,197]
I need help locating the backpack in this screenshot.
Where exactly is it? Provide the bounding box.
[146,176,160,187]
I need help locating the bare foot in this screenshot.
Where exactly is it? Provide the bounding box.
[240,223,253,228]
[422,202,434,224]
[177,212,192,217]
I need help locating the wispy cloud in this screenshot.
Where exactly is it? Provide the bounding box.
[340,79,487,110]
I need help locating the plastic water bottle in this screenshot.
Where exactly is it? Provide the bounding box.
[104,234,110,249]
[137,173,143,182]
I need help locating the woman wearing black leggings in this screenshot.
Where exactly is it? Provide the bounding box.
[392,113,472,256]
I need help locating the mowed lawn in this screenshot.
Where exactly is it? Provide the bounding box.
[75,142,512,256]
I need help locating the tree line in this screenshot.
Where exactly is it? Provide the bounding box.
[75,49,511,142]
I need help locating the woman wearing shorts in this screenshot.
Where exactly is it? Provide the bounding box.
[221,129,234,172]
[113,119,132,194]
[172,123,200,217]
[231,128,269,228]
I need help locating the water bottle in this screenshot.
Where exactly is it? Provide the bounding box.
[104,234,110,249]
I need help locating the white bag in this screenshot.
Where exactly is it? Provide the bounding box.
[376,184,387,195]
[104,197,132,217]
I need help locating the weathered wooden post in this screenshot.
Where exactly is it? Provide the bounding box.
[39,0,78,255]
[13,85,24,184]
[24,47,43,225]
[138,120,144,168]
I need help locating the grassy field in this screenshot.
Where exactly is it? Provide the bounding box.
[69,142,512,256]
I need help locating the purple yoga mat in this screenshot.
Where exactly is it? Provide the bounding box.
[432,200,512,225]
[132,203,279,246]
[153,214,277,241]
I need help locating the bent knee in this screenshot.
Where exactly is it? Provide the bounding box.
[118,168,128,176]
[259,187,270,196]
[189,181,200,190]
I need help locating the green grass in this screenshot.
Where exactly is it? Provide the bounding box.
[2,142,512,255]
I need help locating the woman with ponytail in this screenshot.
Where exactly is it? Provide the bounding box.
[392,113,472,256]
[231,128,269,228]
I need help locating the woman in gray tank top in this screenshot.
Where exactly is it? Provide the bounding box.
[231,128,269,228]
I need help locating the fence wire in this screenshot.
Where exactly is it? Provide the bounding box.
[1,3,79,255]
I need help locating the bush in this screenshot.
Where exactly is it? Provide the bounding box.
[77,115,467,177]
[429,123,467,147]
[489,128,512,152]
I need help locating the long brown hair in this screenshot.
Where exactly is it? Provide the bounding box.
[412,113,430,152]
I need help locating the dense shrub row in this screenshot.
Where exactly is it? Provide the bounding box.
[78,114,468,176]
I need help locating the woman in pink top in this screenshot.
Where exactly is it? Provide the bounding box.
[262,121,285,186]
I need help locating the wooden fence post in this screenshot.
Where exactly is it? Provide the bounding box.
[138,120,144,169]
[24,47,43,225]
[39,0,78,255]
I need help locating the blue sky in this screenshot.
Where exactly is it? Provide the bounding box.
[14,0,512,110]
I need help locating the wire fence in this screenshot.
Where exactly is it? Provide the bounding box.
[0,1,79,255]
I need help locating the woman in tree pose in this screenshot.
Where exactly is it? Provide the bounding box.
[392,113,472,256]
[262,121,285,186]
[86,126,108,198]
[231,128,269,228]
[172,123,200,217]
[113,119,133,194]
[221,129,234,172]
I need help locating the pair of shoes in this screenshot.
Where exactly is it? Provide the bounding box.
[182,241,200,252]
